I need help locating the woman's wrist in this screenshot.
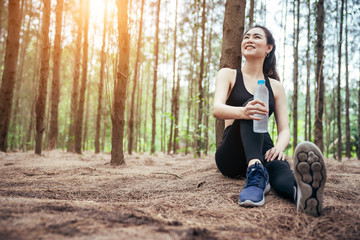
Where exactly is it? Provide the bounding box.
[237,107,245,119]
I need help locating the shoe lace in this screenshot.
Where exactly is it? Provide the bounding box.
[246,166,266,187]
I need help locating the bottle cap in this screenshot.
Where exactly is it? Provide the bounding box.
[258,80,265,84]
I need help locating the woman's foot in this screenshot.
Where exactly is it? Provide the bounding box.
[293,141,326,217]
[238,162,270,207]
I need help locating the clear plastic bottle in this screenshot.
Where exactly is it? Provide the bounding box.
[253,80,269,133]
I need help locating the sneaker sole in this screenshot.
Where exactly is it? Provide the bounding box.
[293,141,326,217]
[238,183,271,207]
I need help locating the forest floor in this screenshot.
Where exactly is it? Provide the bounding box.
[0,150,359,240]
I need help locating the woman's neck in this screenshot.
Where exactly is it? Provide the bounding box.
[242,59,265,80]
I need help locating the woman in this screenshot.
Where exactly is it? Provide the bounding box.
[213,25,326,217]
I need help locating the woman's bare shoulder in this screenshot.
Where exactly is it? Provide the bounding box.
[269,78,286,97]
[216,68,236,84]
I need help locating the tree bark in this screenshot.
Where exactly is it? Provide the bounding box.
[337,0,344,161]
[111,0,129,166]
[68,0,83,152]
[128,0,145,154]
[248,0,254,28]
[168,0,178,155]
[292,0,300,149]
[281,0,288,83]
[48,0,64,149]
[358,47,360,160]
[305,0,311,141]
[95,0,108,154]
[151,0,161,154]
[35,0,51,155]
[195,0,206,157]
[74,0,90,154]
[314,0,325,152]
[217,0,246,149]
[0,0,21,152]
[9,0,29,151]
[345,0,350,158]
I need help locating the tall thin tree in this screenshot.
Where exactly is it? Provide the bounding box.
[35,0,51,154]
[68,0,83,152]
[345,0,350,158]
[95,0,108,154]
[292,0,300,149]
[337,0,344,161]
[216,0,246,149]
[74,0,90,154]
[195,0,206,157]
[248,0,255,27]
[305,0,311,141]
[151,0,161,154]
[314,0,325,152]
[168,0,178,154]
[128,0,145,154]
[358,47,360,160]
[0,0,21,152]
[48,0,64,149]
[111,0,130,166]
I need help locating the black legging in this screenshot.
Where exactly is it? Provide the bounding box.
[215,119,295,200]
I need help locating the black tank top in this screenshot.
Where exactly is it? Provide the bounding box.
[226,69,275,117]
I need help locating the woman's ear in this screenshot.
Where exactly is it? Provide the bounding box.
[267,44,273,53]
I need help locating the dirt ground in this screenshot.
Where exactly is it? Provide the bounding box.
[0,150,359,240]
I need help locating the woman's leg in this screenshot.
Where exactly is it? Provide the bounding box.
[215,120,248,179]
[262,133,295,200]
[263,159,295,200]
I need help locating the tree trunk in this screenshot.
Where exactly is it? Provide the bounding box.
[0,0,21,152]
[111,0,129,166]
[336,0,344,161]
[34,0,51,155]
[173,67,180,153]
[248,0,254,28]
[168,0,178,155]
[305,0,311,141]
[95,0,108,154]
[195,0,206,157]
[345,0,350,158]
[74,0,90,154]
[314,0,325,152]
[9,0,30,151]
[128,0,145,154]
[204,0,214,155]
[151,0,161,154]
[292,0,299,150]
[281,0,288,83]
[358,47,360,160]
[216,0,246,149]
[48,0,64,150]
[68,0,83,152]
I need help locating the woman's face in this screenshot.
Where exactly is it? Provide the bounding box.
[241,27,272,60]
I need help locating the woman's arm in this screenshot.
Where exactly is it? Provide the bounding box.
[213,68,268,120]
[265,80,291,161]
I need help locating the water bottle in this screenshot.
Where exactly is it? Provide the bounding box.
[253,80,268,133]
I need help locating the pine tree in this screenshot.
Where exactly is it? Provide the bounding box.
[35,0,51,155]
[0,0,21,152]
[314,0,325,152]
[49,0,64,149]
[74,0,90,154]
[95,0,108,154]
[111,0,130,166]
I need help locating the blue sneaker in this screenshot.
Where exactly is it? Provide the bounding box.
[238,162,271,207]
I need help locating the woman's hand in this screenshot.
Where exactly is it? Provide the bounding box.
[265,146,286,162]
[242,99,268,120]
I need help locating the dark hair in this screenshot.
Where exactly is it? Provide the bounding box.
[242,25,280,81]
